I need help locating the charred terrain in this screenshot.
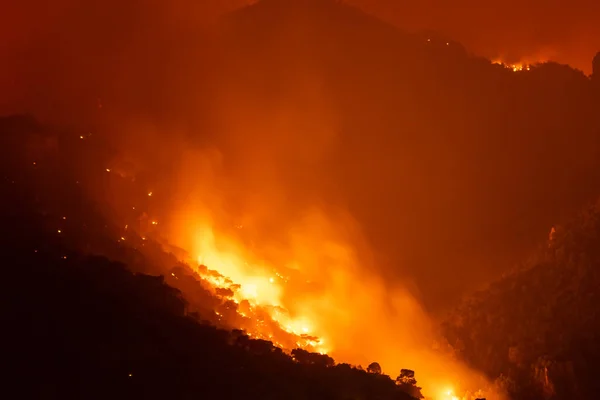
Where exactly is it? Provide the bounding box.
[4,0,600,399]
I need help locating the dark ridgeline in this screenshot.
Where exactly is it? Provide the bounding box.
[1,114,421,400]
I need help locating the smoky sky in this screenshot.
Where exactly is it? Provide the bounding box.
[1,0,599,315]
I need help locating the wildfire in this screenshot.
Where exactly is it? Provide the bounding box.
[190,225,329,354]
[492,59,532,71]
[442,388,460,400]
[159,211,496,399]
[94,147,500,400]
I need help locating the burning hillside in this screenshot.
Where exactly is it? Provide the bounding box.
[3,1,599,400]
[97,143,503,399]
[0,114,503,400]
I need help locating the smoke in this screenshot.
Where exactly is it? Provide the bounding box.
[120,44,496,397]
[0,2,518,396]
[4,1,593,397]
[156,144,498,398]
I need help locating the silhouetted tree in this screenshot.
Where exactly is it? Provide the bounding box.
[367,362,382,374]
[291,348,335,368]
[396,369,423,398]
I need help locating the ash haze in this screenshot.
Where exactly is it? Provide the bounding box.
[2,0,600,311]
[2,0,600,399]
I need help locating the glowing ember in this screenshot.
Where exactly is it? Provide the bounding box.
[492,59,534,72]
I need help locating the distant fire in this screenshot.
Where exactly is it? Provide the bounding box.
[492,59,533,71]
[491,53,552,72]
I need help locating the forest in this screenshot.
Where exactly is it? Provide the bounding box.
[3,1,600,399]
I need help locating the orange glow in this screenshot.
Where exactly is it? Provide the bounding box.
[188,222,328,353]
[168,211,499,399]
[164,174,500,399]
[491,53,551,72]
[442,388,460,400]
[492,59,533,71]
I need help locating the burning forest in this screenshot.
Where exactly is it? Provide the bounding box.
[1,113,498,400]
[3,1,600,400]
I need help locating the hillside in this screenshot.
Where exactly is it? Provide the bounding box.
[214,0,600,311]
[3,0,600,398]
[1,114,422,400]
[441,200,600,399]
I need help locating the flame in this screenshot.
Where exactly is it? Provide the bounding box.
[442,388,460,400]
[491,52,553,72]
[113,136,503,399]
[189,223,329,354]
[492,59,532,71]
[161,202,501,399]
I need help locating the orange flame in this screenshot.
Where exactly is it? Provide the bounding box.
[166,201,501,399]
[125,131,505,400]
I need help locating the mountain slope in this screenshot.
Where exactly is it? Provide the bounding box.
[214,0,600,311]
[441,199,600,399]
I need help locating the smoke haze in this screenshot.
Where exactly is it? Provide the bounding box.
[1,2,599,397]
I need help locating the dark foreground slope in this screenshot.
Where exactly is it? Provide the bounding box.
[442,200,600,400]
[1,115,418,400]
